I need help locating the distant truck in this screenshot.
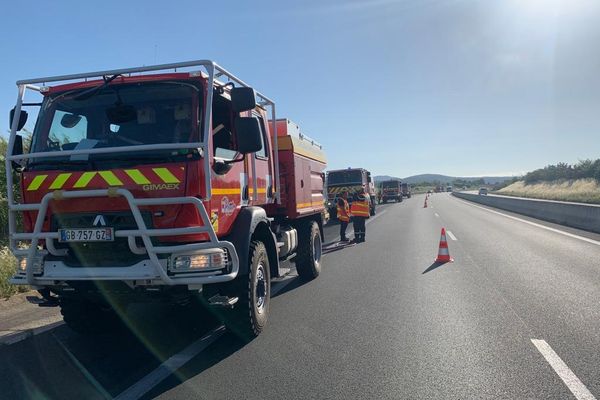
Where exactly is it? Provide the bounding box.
[326,168,376,218]
[380,180,402,203]
[446,185,453,192]
[401,182,411,198]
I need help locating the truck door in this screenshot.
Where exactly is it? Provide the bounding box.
[209,93,245,236]
[245,111,273,206]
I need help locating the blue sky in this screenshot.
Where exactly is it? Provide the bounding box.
[2,0,600,177]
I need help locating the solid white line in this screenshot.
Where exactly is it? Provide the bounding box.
[329,210,387,243]
[454,197,600,247]
[53,333,112,399]
[273,209,389,295]
[114,326,226,400]
[531,339,596,400]
[434,213,440,218]
[1,320,65,345]
[366,209,387,226]
[271,272,298,296]
[446,230,458,241]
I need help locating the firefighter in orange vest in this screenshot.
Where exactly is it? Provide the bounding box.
[336,191,351,242]
[350,191,370,243]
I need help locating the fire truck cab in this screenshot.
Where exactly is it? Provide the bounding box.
[6,61,326,339]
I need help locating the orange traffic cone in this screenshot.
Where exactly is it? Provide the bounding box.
[435,228,454,263]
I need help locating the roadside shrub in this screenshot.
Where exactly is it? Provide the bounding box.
[524,159,600,184]
[0,246,27,299]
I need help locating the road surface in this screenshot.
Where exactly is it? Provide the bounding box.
[1,193,600,399]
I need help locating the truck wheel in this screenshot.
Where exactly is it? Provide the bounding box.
[59,298,122,334]
[296,220,322,281]
[227,241,270,340]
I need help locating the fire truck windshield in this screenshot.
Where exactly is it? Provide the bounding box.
[382,181,400,188]
[27,81,201,170]
[327,170,362,186]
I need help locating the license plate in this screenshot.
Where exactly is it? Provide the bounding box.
[59,228,114,242]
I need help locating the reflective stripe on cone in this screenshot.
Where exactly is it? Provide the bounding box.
[435,227,454,263]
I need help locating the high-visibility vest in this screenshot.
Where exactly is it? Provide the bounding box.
[350,199,370,218]
[337,198,350,222]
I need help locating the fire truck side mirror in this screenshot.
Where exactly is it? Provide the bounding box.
[9,108,28,131]
[230,87,256,113]
[234,117,263,154]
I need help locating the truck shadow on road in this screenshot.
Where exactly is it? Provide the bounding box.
[0,279,317,400]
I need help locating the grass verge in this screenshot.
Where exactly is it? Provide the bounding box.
[0,246,28,299]
[496,179,600,204]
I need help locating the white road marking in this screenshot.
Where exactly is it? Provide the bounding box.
[53,333,112,399]
[531,339,596,400]
[434,213,440,218]
[329,210,387,243]
[454,197,600,247]
[1,320,64,345]
[446,230,458,241]
[114,326,226,400]
[271,211,391,295]
[271,272,298,296]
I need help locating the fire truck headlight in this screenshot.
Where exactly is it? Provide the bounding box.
[170,249,227,273]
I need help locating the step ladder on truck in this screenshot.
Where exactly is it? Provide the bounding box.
[6,60,327,339]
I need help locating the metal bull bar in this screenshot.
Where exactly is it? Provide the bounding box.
[13,188,240,285]
[6,60,278,285]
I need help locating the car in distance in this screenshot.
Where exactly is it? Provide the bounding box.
[478,187,488,195]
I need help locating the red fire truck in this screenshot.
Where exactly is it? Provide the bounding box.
[6,60,326,339]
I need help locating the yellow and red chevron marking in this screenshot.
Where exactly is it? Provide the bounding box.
[24,165,185,191]
[327,185,363,195]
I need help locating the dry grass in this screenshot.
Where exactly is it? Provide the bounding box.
[497,179,600,204]
[0,246,28,299]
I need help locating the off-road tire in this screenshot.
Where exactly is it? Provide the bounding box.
[296,220,322,281]
[226,241,270,341]
[59,298,122,334]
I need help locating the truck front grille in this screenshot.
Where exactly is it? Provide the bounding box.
[49,212,154,268]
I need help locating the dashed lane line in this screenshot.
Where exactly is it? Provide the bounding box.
[531,339,596,400]
[446,230,458,241]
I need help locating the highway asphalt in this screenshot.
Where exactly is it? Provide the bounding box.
[1,193,599,399]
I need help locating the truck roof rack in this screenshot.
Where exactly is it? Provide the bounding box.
[7,61,281,285]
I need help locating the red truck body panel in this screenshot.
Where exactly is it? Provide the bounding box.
[265,119,326,219]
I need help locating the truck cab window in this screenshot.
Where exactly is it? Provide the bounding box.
[212,94,237,160]
[30,82,199,155]
[254,114,268,159]
[48,110,88,150]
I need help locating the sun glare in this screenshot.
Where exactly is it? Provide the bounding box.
[517,0,585,17]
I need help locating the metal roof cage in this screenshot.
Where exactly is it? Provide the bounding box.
[6,60,278,286]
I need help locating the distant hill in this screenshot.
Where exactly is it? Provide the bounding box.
[374,174,514,185]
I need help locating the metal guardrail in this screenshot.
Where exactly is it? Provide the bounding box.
[452,191,600,234]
